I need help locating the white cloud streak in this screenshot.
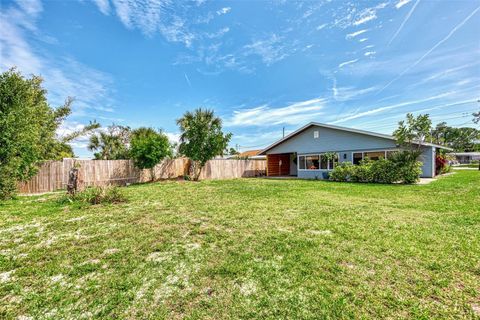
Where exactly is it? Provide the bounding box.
[395,0,412,9]
[338,59,358,68]
[331,92,453,124]
[380,5,480,94]
[345,29,368,39]
[226,98,326,127]
[388,0,420,45]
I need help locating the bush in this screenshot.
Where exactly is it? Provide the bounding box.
[60,186,127,205]
[435,154,448,175]
[329,151,422,184]
[329,162,355,181]
[370,158,400,183]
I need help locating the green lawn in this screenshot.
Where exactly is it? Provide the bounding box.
[1,171,479,319]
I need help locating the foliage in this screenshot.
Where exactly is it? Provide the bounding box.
[330,151,422,184]
[329,162,354,182]
[129,127,172,180]
[227,147,239,156]
[0,69,97,199]
[473,110,480,124]
[435,154,448,175]
[431,122,480,152]
[176,108,232,180]
[88,124,131,160]
[60,186,126,205]
[393,113,432,152]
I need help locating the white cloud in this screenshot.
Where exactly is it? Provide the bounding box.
[316,23,328,30]
[353,9,377,26]
[216,7,231,15]
[364,51,375,56]
[345,29,368,39]
[243,34,289,66]
[338,59,358,68]
[226,98,326,127]
[0,1,115,115]
[380,5,480,94]
[358,38,368,42]
[395,0,412,9]
[388,0,420,45]
[92,0,111,15]
[331,92,453,124]
[333,83,378,101]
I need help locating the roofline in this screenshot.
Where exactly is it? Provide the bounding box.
[259,122,452,154]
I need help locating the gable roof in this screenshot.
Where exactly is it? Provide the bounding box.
[259,122,452,155]
[238,149,262,157]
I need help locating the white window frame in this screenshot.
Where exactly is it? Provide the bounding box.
[297,153,339,171]
[351,149,399,164]
[313,131,319,139]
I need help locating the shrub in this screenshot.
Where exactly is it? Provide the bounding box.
[329,162,355,181]
[329,151,422,184]
[60,186,127,205]
[370,158,400,183]
[435,154,448,175]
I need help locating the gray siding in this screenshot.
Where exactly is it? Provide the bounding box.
[266,124,436,179]
[419,146,435,178]
[267,126,397,154]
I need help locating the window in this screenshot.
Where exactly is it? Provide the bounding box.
[299,156,306,169]
[320,155,328,169]
[330,153,339,169]
[313,130,319,139]
[364,151,385,161]
[306,155,319,169]
[353,153,363,165]
[298,153,339,170]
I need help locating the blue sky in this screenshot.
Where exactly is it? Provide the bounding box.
[1,0,479,157]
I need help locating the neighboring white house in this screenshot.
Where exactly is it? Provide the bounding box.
[448,152,480,164]
[259,122,452,179]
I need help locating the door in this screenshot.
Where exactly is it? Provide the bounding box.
[267,153,291,176]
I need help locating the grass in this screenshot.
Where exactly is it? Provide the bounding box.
[454,163,479,169]
[1,171,479,319]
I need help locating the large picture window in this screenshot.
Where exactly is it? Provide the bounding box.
[353,150,397,165]
[299,156,306,170]
[306,155,319,170]
[298,153,339,171]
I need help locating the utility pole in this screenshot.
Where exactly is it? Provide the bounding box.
[283,127,285,138]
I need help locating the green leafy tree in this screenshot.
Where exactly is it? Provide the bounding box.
[129,127,172,181]
[431,122,479,152]
[0,69,97,199]
[393,113,432,157]
[473,110,480,124]
[88,124,130,160]
[228,147,239,156]
[176,108,232,180]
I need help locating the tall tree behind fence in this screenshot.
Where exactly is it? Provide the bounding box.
[18,158,266,194]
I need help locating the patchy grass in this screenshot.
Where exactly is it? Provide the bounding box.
[0,171,479,319]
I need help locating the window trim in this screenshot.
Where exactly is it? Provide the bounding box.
[351,149,399,164]
[297,153,339,171]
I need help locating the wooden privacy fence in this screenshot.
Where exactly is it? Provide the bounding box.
[18,158,266,194]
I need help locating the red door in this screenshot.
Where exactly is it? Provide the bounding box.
[267,154,290,176]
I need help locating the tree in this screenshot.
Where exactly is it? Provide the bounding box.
[129,127,172,181]
[177,108,232,180]
[88,124,130,160]
[473,110,480,124]
[393,113,432,157]
[0,69,97,199]
[431,122,480,152]
[227,147,239,156]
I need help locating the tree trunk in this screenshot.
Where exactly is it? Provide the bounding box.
[67,168,79,195]
[190,160,202,181]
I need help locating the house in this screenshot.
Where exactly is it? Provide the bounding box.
[226,149,266,160]
[448,152,480,164]
[259,122,451,179]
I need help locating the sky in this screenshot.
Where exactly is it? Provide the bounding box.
[1,0,479,158]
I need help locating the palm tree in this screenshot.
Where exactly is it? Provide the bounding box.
[176,108,231,180]
[88,124,130,160]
